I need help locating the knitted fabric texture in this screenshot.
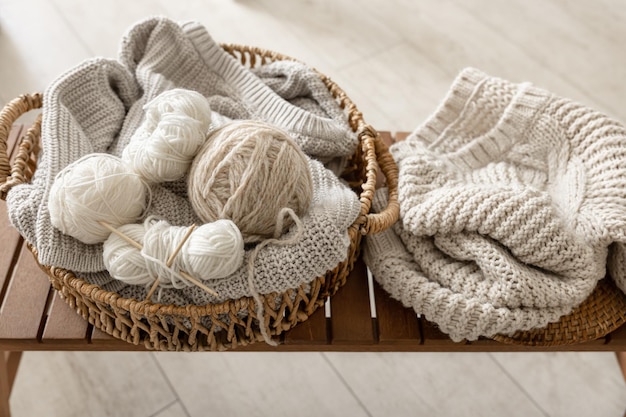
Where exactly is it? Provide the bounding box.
[364,67,626,341]
[6,17,360,304]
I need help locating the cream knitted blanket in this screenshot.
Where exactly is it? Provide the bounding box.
[6,17,361,305]
[364,68,626,341]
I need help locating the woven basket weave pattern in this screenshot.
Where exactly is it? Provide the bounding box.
[492,277,626,346]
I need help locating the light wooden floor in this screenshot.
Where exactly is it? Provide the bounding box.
[1,0,626,416]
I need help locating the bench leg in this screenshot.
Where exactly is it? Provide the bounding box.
[616,352,626,384]
[0,351,22,417]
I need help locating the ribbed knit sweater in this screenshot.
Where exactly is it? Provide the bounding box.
[364,68,626,341]
[6,17,361,305]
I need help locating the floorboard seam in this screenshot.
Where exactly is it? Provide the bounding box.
[488,353,551,417]
[147,399,180,417]
[149,353,193,417]
[321,352,374,417]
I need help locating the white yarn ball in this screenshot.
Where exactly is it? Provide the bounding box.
[123,114,207,182]
[144,88,212,132]
[180,219,245,280]
[122,88,212,183]
[102,218,244,288]
[49,154,149,244]
[103,224,152,285]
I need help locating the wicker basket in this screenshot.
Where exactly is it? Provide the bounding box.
[493,277,626,346]
[0,44,400,351]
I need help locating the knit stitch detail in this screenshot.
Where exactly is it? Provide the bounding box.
[364,190,586,342]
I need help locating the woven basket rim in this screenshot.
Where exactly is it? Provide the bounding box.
[34,231,357,318]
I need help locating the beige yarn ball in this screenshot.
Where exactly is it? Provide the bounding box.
[188,120,313,243]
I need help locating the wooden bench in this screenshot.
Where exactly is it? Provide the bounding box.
[1,127,625,417]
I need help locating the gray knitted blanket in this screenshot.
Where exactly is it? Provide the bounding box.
[364,68,626,341]
[6,17,361,305]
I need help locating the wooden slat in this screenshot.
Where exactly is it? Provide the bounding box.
[329,259,375,344]
[373,280,421,344]
[608,323,626,349]
[379,131,395,147]
[0,245,52,343]
[283,303,328,345]
[0,212,21,298]
[616,352,626,382]
[89,327,146,351]
[0,352,11,417]
[420,318,469,347]
[395,131,410,142]
[41,292,89,345]
[0,125,26,304]
[5,124,23,160]
[373,130,420,344]
[89,327,113,343]
[5,351,22,392]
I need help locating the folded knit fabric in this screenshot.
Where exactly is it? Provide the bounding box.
[6,17,361,304]
[364,191,575,341]
[364,67,626,341]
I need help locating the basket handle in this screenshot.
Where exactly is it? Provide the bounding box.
[357,125,400,235]
[0,93,43,201]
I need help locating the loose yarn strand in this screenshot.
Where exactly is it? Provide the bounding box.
[247,207,305,346]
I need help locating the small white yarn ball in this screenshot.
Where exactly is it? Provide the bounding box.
[48,154,148,244]
[102,219,244,288]
[144,88,212,132]
[103,224,152,285]
[180,219,245,280]
[122,88,212,183]
[123,113,207,182]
